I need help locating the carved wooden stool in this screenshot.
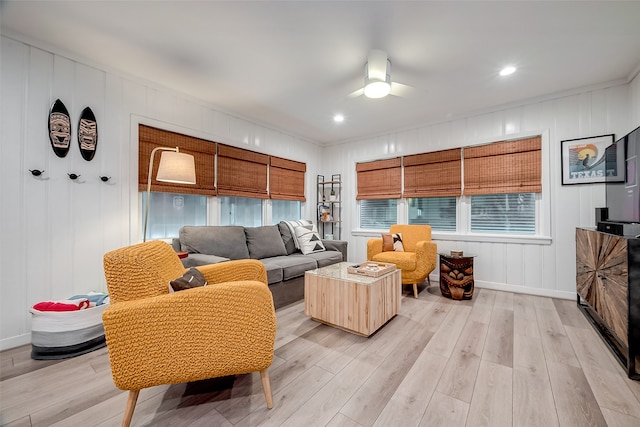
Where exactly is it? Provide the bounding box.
[439,253,476,300]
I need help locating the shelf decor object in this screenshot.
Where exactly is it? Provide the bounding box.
[143,146,196,242]
[48,99,71,158]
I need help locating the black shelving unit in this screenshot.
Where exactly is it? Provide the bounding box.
[317,174,341,240]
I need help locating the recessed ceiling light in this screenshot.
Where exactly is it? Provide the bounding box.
[500,66,516,76]
[333,114,344,123]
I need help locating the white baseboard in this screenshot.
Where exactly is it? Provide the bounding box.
[1,333,31,351]
[428,274,576,301]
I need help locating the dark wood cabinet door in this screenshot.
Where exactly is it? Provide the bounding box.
[576,228,629,346]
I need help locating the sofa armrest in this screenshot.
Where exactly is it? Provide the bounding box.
[171,238,182,252]
[196,259,268,285]
[322,239,348,261]
[182,253,230,268]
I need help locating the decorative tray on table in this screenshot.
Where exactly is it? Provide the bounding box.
[347,261,396,277]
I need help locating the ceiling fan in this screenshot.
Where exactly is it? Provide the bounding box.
[349,49,414,99]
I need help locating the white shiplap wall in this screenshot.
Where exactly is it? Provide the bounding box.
[0,36,323,349]
[1,34,639,350]
[323,76,638,300]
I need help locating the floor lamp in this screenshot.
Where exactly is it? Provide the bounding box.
[143,146,196,242]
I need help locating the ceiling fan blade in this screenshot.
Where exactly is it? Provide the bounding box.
[347,87,364,98]
[390,82,415,97]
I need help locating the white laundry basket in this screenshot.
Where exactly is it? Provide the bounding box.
[30,302,108,360]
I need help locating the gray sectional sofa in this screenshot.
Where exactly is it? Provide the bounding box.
[171,222,347,309]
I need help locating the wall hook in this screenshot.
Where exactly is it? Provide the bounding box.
[68,173,80,180]
[99,176,111,182]
[29,169,45,177]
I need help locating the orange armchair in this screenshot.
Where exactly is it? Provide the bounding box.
[102,240,276,427]
[367,224,437,298]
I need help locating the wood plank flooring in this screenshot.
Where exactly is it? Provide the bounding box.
[2,287,640,427]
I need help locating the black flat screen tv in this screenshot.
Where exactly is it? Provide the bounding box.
[605,125,640,223]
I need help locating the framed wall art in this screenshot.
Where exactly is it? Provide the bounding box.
[561,134,622,185]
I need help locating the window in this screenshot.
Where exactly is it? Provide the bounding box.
[220,196,262,226]
[272,200,301,224]
[355,135,543,237]
[470,193,536,234]
[141,192,207,239]
[357,158,401,230]
[408,197,456,231]
[360,199,397,229]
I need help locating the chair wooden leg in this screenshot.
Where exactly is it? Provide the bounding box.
[122,390,140,427]
[413,283,418,298]
[260,368,273,409]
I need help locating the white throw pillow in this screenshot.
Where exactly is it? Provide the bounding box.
[283,219,313,249]
[294,224,326,255]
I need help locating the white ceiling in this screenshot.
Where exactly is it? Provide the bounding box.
[2,1,640,145]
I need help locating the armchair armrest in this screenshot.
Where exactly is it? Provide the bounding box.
[367,238,383,260]
[102,280,275,391]
[415,240,437,273]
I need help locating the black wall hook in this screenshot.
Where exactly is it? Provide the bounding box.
[68,173,80,180]
[100,176,111,182]
[29,169,45,177]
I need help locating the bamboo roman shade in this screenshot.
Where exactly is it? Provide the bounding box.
[269,156,306,201]
[217,144,269,198]
[403,149,462,198]
[138,125,216,196]
[464,136,542,195]
[356,157,402,200]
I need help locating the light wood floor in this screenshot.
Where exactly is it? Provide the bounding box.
[2,287,640,427]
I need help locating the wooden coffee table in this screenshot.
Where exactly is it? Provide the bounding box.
[304,262,401,337]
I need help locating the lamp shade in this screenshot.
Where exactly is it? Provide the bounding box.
[156,151,196,184]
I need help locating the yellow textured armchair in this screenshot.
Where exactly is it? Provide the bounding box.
[102,240,276,427]
[367,224,437,298]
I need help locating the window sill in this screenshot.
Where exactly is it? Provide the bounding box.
[352,229,552,245]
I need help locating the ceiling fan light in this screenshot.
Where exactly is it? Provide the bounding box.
[364,80,391,98]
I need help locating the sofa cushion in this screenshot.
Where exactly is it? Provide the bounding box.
[303,250,343,268]
[294,224,325,255]
[181,253,230,268]
[372,251,416,270]
[179,226,249,260]
[278,222,298,255]
[266,255,318,280]
[255,258,284,285]
[245,226,288,259]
